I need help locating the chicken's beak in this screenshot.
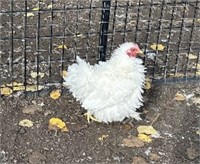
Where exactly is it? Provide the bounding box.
[136,50,144,57]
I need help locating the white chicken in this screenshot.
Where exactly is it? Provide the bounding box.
[63,42,146,123]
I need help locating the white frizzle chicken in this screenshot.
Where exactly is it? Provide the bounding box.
[63,42,146,123]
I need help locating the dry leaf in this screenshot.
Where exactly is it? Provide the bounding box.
[186,148,199,160]
[193,97,200,105]
[57,44,67,49]
[122,136,144,147]
[30,71,45,78]
[169,73,184,77]
[32,7,39,11]
[144,78,152,90]
[19,119,33,127]
[50,90,61,99]
[13,86,25,91]
[149,153,161,161]
[47,4,53,9]
[120,123,132,131]
[27,12,35,17]
[132,156,148,164]
[62,70,68,78]
[137,134,152,143]
[196,64,200,69]
[137,125,158,135]
[1,87,13,96]
[174,92,186,101]
[48,118,68,132]
[196,71,200,75]
[150,44,165,51]
[196,129,200,135]
[26,85,44,92]
[22,105,43,114]
[98,134,109,142]
[188,54,197,60]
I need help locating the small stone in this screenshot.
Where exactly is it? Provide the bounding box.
[28,151,46,164]
[22,104,43,114]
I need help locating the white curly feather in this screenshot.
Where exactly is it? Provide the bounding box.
[64,42,146,123]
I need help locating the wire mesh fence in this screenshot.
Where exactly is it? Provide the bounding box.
[0,0,200,97]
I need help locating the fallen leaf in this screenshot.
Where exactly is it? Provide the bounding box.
[196,71,200,75]
[193,97,200,105]
[13,86,25,91]
[26,85,44,92]
[120,123,132,131]
[48,117,68,132]
[188,53,197,60]
[196,129,200,135]
[1,87,13,96]
[195,18,200,23]
[61,70,68,78]
[196,64,200,69]
[47,4,53,9]
[137,125,158,135]
[30,71,45,78]
[150,44,165,51]
[174,92,186,101]
[149,153,161,161]
[50,89,61,99]
[144,78,152,90]
[27,12,35,17]
[132,156,148,164]
[32,7,39,11]
[98,134,109,142]
[122,136,144,147]
[169,73,184,77]
[57,44,67,49]
[137,134,152,143]
[22,104,43,114]
[19,119,33,127]
[186,148,199,160]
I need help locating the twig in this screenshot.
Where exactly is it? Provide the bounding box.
[150,114,161,126]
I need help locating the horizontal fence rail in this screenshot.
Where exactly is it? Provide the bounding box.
[0,0,200,97]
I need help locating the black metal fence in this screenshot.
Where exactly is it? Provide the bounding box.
[0,0,200,96]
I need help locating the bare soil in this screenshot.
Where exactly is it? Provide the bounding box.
[0,83,200,164]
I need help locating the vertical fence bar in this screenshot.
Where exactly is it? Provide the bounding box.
[98,0,111,62]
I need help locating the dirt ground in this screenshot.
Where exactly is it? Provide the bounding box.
[0,83,199,164]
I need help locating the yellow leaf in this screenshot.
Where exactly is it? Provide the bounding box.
[32,7,39,11]
[47,4,53,9]
[57,45,67,49]
[137,133,152,143]
[188,54,197,60]
[50,90,61,99]
[26,85,44,92]
[30,71,45,78]
[174,92,186,101]
[195,19,200,23]
[150,44,165,51]
[193,97,200,105]
[98,135,109,141]
[196,71,200,75]
[144,78,151,90]
[62,70,68,78]
[196,64,200,69]
[169,73,184,77]
[1,87,13,96]
[48,118,68,132]
[27,12,35,17]
[19,119,33,127]
[137,125,158,135]
[13,86,25,91]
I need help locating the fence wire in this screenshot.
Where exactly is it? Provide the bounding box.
[0,0,200,97]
